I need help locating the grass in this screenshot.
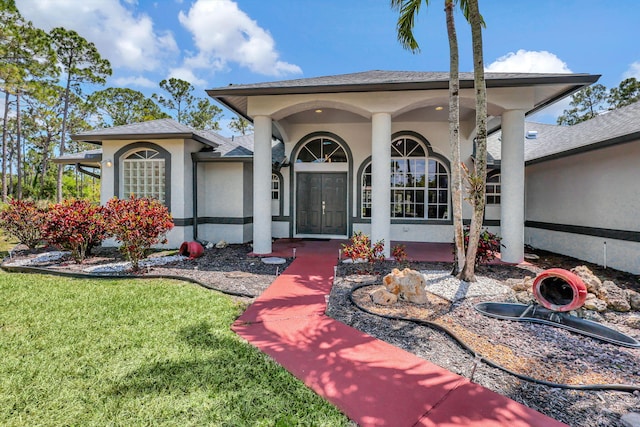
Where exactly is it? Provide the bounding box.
[0,272,350,426]
[0,232,18,258]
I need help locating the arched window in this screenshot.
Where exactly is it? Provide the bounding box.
[296,137,347,163]
[486,172,501,204]
[361,135,449,220]
[122,149,166,203]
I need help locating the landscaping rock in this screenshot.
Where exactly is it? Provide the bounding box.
[600,280,631,312]
[505,277,532,292]
[583,293,608,312]
[383,268,428,304]
[370,288,398,305]
[571,265,603,296]
[262,257,286,265]
[621,412,640,427]
[624,316,640,330]
[626,289,640,311]
[515,290,535,305]
[215,240,228,249]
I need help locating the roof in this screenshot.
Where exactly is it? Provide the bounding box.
[52,148,102,165]
[487,100,640,164]
[207,70,600,120]
[71,118,221,147]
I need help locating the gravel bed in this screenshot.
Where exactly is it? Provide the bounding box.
[328,262,640,427]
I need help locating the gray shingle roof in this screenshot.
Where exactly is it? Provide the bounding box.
[208,70,596,92]
[71,118,221,147]
[488,101,640,163]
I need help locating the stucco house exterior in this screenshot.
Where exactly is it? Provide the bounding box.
[71,70,600,264]
[488,100,640,274]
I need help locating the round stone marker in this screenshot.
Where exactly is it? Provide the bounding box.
[262,257,286,265]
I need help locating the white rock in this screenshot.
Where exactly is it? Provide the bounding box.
[215,240,228,249]
[262,257,286,265]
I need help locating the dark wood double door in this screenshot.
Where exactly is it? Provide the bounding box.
[296,173,347,235]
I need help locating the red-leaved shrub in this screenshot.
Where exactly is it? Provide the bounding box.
[341,231,385,263]
[0,199,47,249]
[105,196,174,271]
[461,227,503,266]
[44,199,109,263]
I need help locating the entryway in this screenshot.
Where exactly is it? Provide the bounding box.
[296,172,347,235]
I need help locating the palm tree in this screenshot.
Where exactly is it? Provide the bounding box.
[392,0,465,274]
[391,0,487,281]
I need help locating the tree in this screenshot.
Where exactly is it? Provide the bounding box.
[184,98,223,131]
[49,27,111,202]
[229,116,253,135]
[557,84,608,125]
[152,78,195,124]
[1,3,56,200]
[89,87,168,127]
[608,77,640,110]
[459,0,488,282]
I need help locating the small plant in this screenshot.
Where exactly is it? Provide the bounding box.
[106,196,174,271]
[392,244,408,264]
[341,232,385,264]
[460,227,503,266]
[0,199,47,249]
[44,199,109,263]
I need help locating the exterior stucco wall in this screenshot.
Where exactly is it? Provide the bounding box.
[100,138,201,248]
[525,139,640,273]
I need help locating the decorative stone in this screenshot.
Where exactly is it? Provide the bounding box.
[624,316,640,330]
[215,240,228,249]
[370,288,398,305]
[570,265,603,297]
[600,280,631,312]
[626,289,640,311]
[515,290,535,305]
[383,268,428,305]
[523,253,540,260]
[505,277,532,292]
[583,294,608,312]
[262,257,286,265]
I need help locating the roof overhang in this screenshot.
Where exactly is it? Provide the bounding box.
[71,132,216,146]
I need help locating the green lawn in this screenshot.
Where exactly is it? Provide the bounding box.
[0,272,349,426]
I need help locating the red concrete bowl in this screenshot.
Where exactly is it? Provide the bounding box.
[179,241,204,259]
[532,268,587,312]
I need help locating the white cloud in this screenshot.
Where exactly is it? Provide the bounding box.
[16,0,177,72]
[167,67,207,87]
[113,76,157,89]
[178,0,302,77]
[486,49,572,74]
[623,62,640,80]
[487,50,573,122]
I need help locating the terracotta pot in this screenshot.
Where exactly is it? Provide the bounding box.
[179,241,204,259]
[532,268,587,312]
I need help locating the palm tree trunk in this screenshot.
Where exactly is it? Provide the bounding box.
[460,0,487,282]
[445,0,465,275]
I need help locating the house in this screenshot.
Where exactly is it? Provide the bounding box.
[487,100,640,274]
[71,70,599,264]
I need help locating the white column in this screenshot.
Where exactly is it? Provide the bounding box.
[253,115,272,254]
[371,112,391,258]
[500,109,526,263]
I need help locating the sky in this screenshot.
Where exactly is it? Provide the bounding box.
[14,0,640,134]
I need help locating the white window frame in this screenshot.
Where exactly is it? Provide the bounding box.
[122,149,166,204]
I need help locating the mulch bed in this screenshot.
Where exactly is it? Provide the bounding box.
[4,243,640,426]
[329,258,640,427]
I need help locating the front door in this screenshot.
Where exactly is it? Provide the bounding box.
[296,173,347,235]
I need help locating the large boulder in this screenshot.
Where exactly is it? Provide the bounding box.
[626,289,640,311]
[370,288,398,305]
[383,268,428,305]
[583,293,608,312]
[600,280,631,312]
[570,265,603,297]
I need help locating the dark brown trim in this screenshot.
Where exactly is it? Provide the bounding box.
[174,216,254,227]
[525,221,640,242]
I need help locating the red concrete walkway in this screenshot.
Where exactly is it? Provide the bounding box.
[234,240,564,426]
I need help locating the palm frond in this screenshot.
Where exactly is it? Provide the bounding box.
[391,0,427,53]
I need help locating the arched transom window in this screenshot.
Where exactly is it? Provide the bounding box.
[361,136,449,220]
[123,149,166,203]
[296,137,347,163]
